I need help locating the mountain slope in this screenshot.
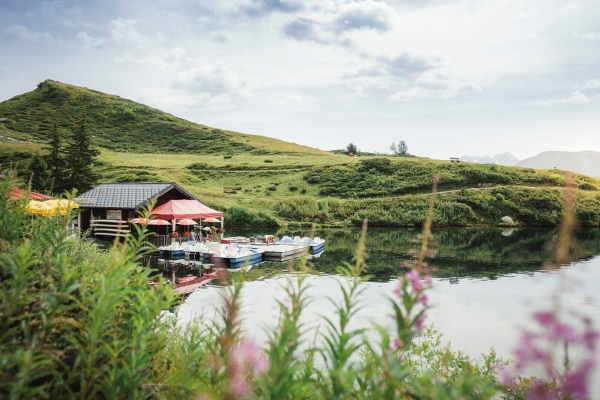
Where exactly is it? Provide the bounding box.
[517,151,600,178]
[0,79,325,156]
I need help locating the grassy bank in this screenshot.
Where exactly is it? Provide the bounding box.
[4,141,600,227]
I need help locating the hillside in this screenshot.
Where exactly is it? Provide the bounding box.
[0,79,325,156]
[2,80,600,228]
[517,151,600,178]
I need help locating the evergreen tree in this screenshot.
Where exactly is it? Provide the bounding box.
[28,152,53,193]
[64,116,100,193]
[346,142,358,155]
[397,140,408,156]
[44,123,66,193]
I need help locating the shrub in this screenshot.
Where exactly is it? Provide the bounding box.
[0,175,182,398]
[264,159,273,163]
[224,155,232,159]
[224,206,279,227]
[187,162,210,170]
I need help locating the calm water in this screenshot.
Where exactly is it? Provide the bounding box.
[178,227,600,392]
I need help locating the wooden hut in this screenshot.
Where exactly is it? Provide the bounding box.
[75,182,201,240]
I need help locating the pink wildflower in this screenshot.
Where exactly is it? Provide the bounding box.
[534,311,556,326]
[512,332,551,372]
[230,375,250,397]
[418,293,428,307]
[405,269,423,292]
[393,277,402,297]
[584,330,600,351]
[424,274,433,287]
[394,338,404,349]
[230,341,270,375]
[415,313,426,332]
[400,262,410,269]
[526,382,557,400]
[563,358,595,400]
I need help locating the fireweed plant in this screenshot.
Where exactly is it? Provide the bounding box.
[1,169,598,399]
[500,173,600,399]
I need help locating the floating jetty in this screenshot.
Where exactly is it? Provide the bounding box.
[255,244,308,262]
[153,235,326,291]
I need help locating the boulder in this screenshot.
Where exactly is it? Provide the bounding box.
[501,216,514,224]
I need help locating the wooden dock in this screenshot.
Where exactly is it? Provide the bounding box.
[253,244,308,262]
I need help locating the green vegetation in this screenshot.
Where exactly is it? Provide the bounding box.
[63,115,101,193]
[27,152,52,193]
[0,79,326,156]
[2,80,600,227]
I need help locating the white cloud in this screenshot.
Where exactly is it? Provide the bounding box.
[581,32,600,41]
[115,47,187,70]
[109,18,151,46]
[532,91,591,106]
[389,81,480,102]
[582,79,600,89]
[1,25,61,46]
[278,95,302,105]
[136,87,235,112]
[209,30,231,43]
[76,32,107,49]
[574,32,600,41]
[173,65,252,97]
[282,0,397,43]
[556,91,590,104]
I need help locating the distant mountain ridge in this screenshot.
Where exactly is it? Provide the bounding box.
[517,151,600,178]
[460,152,520,166]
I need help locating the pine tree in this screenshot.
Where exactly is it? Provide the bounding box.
[64,115,100,193]
[28,152,53,193]
[44,123,66,193]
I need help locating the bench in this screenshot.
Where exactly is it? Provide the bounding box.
[450,158,460,163]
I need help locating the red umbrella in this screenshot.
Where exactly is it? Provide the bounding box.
[176,219,198,225]
[201,217,221,223]
[147,219,171,226]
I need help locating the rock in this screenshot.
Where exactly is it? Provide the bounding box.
[501,216,514,224]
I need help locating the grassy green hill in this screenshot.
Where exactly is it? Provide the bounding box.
[2,80,600,228]
[0,79,324,155]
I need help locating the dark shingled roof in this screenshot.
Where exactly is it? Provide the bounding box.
[75,182,197,209]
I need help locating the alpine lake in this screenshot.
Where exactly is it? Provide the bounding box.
[178,227,600,392]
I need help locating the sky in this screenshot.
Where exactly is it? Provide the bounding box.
[0,0,599,160]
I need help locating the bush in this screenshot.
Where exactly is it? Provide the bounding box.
[0,175,183,398]
[224,155,232,159]
[224,206,279,227]
[187,162,210,170]
[264,159,273,163]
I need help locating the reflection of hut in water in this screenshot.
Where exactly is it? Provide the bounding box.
[75,182,201,240]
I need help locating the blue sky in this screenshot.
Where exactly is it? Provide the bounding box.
[1,0,599,160]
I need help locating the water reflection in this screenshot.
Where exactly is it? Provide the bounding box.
[226,227,600,282]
